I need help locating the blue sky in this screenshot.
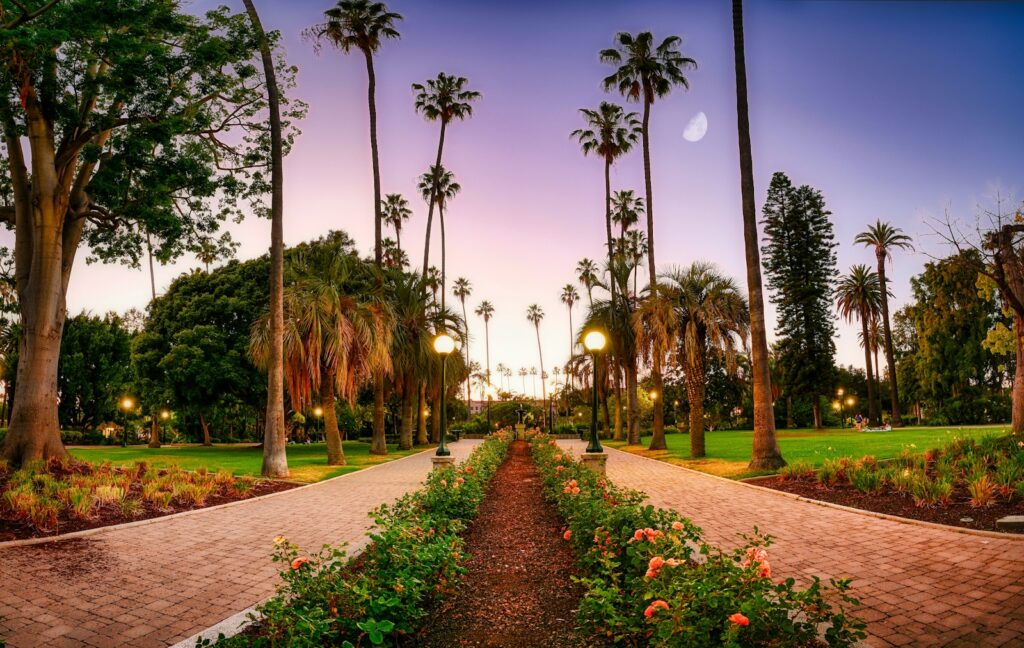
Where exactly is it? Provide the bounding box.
[53,0,1024,391]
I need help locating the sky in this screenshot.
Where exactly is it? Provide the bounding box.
[45,0,1024,396]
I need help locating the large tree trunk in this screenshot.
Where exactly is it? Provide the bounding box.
[603,160,617,313]
[244,0,289,479]
[199,412,212,446]
[686,367,705,458]
[614,368,623,441]
[1013,315,1024,435]
[4,326,67,463]
[417,382,429,445]
[785,395,795,429]
[732,0,785,470]
[399,373,414,450]
[862,315,880,426]
[812,398,823,430]
[148,416,161,448]
[625,359,640,445]
[371,373,387,455]
[422,121,447,277]
[321,366,345,466]
[876,251,903,426]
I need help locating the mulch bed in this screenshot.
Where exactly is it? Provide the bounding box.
[0,476,296,542]
[755,476,1023,534]
[419,440,595,647]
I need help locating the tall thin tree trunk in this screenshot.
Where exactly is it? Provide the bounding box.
[785,395,794,429]
[640,92,666,451]
[877,252,903,426]
[200,412,212,446]
[614,367,623,440]
[148,416,160,448]
[812,397,823,430]
[733,0,785,469]
[371,373,387,454]
[399,373,414,450]
[145,229,156,301]
[484,319,491,432]
[603,160,617,311]
[422,121,447,277]
[626,360,640,445]
[873,343,882,419]
[417,382,429,445]
[243,0,289,478]
[1014,315,1024,435]
[862,315,880,426]
[321,366,345,465]
[462,299,471,414]
[535,324,547,428]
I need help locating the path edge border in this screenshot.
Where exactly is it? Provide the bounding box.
[0,447,438,550]
[592,444,1024,542]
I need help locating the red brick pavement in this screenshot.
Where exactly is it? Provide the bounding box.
[0,442,480,648]
[558,440,1024,648]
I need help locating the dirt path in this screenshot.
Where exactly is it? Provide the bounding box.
[420,440,589,647]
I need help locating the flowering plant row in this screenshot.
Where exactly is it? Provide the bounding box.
[527,432,866,647]
[208,431,512,647]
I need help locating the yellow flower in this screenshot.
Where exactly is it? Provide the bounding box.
[273,535,286,546]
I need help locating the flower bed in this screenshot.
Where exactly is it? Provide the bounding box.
[208,431,512,647]
[528,432,866,647]
[0,457,291,541]
[762,434,1024,533]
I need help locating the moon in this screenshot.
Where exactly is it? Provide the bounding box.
[683,111,708,142]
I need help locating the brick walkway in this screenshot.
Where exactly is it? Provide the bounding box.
[0,442,480,648]
[557,440,1024,647]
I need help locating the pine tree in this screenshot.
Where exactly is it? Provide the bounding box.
[761,172,838,428]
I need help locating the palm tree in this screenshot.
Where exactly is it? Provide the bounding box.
[382,193,411,254]
[731,0,785,469]
[310,0,401,267]
[654,263,750,458]
[381,238,407,268]
[495,362,508,390]
[418,165,461,310]
[387,270,439,450]
[855,220,913,426]
[576,258,599,306]
[530,366,538,398]
[251,249,392,466]
[611,189,644,239]
[571,102,641,308]
[475,300,495,428]
[560,284,579,384]
[602,32,696,447]
[414,72,481,277]
[623,229,648,298]
[243,0,289,478]
[836,265,883,426]
[519,367,528,395]
[453,277,473,409]
[425,266,441,303]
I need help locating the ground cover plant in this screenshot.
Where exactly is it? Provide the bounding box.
[529,432,866,647]
[764,434,1024,533]
[0,456,290,540]
[606,425,1003,478]
[207,432,512,647]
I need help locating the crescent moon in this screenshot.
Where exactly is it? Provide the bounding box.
[683,111,708,142]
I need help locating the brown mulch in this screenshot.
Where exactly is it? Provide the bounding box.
[419,440,594,647]
[0,477,296,542]
[755,476,1023,534]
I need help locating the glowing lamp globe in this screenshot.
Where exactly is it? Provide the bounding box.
[583,330,606,352]
[121,397,134,410]
[433,333,456,356]
[160,409,171,420]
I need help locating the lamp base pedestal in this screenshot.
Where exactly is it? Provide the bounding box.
[580,451,608,475]
[431,455,456,471]
[514,423,526,440]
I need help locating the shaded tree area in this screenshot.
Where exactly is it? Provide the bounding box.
[58,314,132,431]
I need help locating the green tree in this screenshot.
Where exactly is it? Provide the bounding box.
[560,284,580,388]
[412,73,480,277]
[760,172,838,429]
[382,193,411,254]
[836,265,883,425]
[855,220,914,427]
[731,0,784,469]
[474,300,495,429]
[417,165,461,315]
[58,313,132,431]
[453,277,473,409]
[0,0,300,465]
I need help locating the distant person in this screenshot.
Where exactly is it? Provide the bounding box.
[854,413,864,431]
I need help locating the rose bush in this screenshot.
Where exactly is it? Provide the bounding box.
[527,431,866,647]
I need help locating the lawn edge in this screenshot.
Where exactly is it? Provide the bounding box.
[598,444,1024,542]
[0,446,439,550]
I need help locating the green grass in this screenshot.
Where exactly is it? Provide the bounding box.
[69,441,429,483]
[605,424,1008,479]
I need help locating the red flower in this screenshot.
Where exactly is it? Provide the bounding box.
[729,613,750,627]
[644,600,670,618]
[648,556,665,571]
[291,557,310,570]
[563,529,572,540]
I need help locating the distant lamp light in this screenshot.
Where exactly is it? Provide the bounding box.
[120,397,134,411]
[649,390,658,401]
[313,406,324,417]
[846,396,855,407]
[583,330,607,352]
[160,409,171,420]
[832,401,841,412]
[837,387,845,397]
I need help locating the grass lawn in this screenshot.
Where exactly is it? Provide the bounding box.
[68,441,429,483]
[605,425,1009,479]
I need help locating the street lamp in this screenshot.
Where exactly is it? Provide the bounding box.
[433,332,456,456]
[160,408,170,444]
[313,406,324,442]
[120,397,134,447]
[583,330,606,453]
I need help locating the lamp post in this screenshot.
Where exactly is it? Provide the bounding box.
[160,408,170,444]
[836,388,845,428]
[120,397,134,447]
[313,406,324,443]
[583,330,606,453]
[433,333,456,457]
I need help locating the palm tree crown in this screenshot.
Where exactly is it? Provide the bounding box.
[611,189,644,235]
[381,193,411,245]
[600,32,697,104]
[570,101,641,164]
[855,220,914,262]
[413,72,481,124]
[560,285,579,310]
[836,265,882,324]
[576,258,599,304]
[526,304,545,327]
[475,300,494,322]
[417,165,461,209]
[453,277,472,303]
[311,0,401,54]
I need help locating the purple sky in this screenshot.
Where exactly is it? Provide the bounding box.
[46,0,1024,395]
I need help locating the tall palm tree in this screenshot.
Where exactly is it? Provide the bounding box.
[731,0,785,469]
[623,229,648,298]
[576,258,599,306]
[855,220,913,426]
[251,250,392,466]
[836,265,883,426]
[495,362,508,390]
[418,165,461,315]
[519,367,528,395]
[602,32,696,448]
[560,284,579,384]
[571,102,641,308]
[387,270,439,450]
[382,193,411,254]
[242,0,289,478]
[453,277,473,409]
[311,0,401,267]
[611,189,644,239]
[414,72,481,277]
[653,262,749,458]
[530,366,538,398]
[475,300,495,428]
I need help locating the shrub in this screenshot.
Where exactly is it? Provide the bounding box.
[93,485,125,505]
[968,474,996,508]
[119,497,144,518]
[886,467,919,495]
[848,467,883,495]
[232,476,255,495]
[818,457,852,486]
[911,478,953,507]
[778,459,815,481]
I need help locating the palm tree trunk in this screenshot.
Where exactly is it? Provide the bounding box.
[321,366,345,465]
[626,359,640,444]
[399,372,414,450]
[362,50,382,266]
[686,368,705,458]
[462,299,471,413]
[732,0,784,469]
[484,319,492,431]
[873,343,882,419]
[370,373,387,454]
[243,0,288,478]
[440,205,447,314]
[862,314,880,426]
[148,415,160,449]
[422,120,447,277]
[535,324,547,427]
[604,160,617,309]
[417,382,428,445]
[876,253,903,426]
[614,365,623,440]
